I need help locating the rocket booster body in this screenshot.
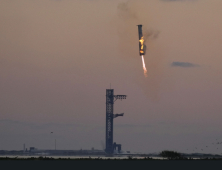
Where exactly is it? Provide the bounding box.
[137,25,146,56]
[138,25,143,40]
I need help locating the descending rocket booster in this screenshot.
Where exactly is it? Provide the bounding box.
[137,25,146,56]
[137,25,148,77]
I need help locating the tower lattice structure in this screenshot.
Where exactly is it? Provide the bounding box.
[105,89,126,154]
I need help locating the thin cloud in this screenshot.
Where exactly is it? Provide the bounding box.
[0,119,98,130]
[115,124,152,128]
[171,62,199,68]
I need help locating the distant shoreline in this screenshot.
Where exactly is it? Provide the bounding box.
[1,156,222,160]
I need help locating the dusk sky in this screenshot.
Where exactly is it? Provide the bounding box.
[1,0,222,154]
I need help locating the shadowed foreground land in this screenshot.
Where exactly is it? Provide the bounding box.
[1,152,221,169]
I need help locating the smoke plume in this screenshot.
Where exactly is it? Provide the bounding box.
[171,62,199,68]
[113,0,164,100]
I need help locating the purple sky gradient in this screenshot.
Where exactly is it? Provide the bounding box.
[1,0,222,154]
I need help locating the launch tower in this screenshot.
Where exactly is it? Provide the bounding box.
[105,89,126,155]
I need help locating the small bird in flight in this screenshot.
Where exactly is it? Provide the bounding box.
[51,132,53,133]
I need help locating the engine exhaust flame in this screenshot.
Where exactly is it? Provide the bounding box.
[141,55,147,77]
[139,36,144,54]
